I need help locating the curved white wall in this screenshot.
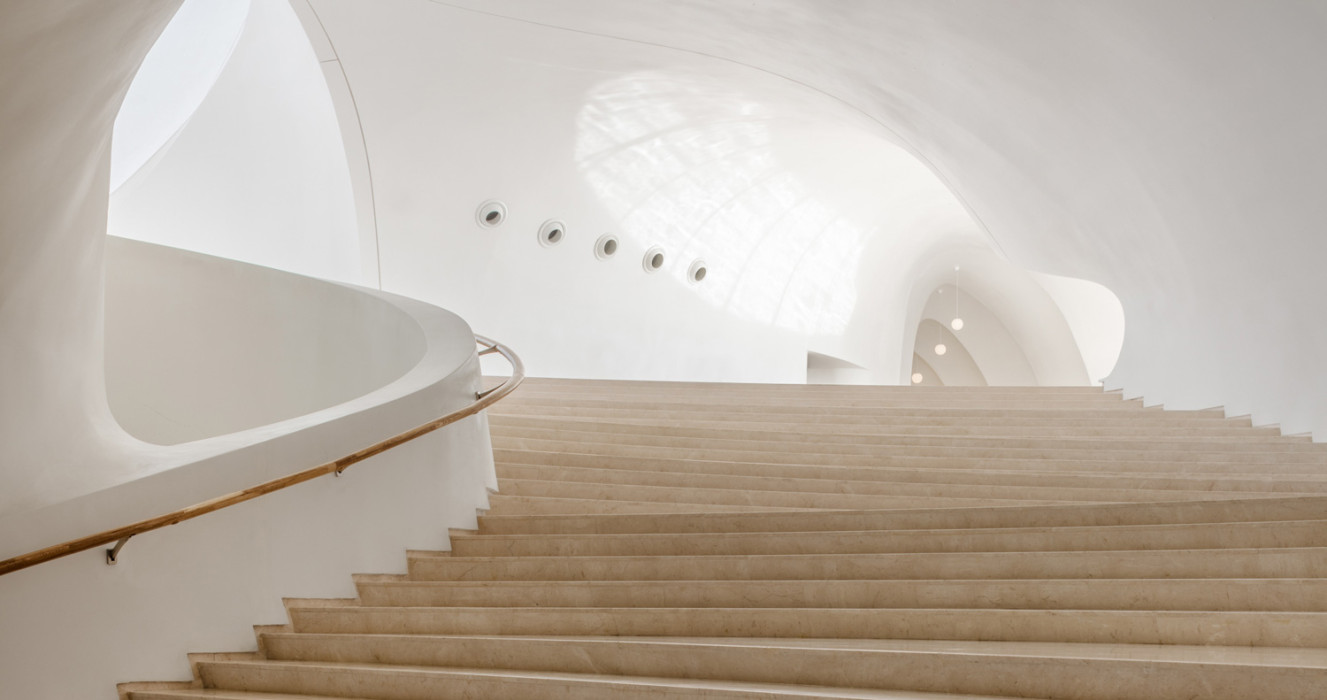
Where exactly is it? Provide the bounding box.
[109,0,249,191]
[105,237,425,445]
[109,0,364,285]
[0,243,496,700]
[291,0,1008,386]
[0,0,182,517]
[429,0,1327,435]
[1,7,501,698]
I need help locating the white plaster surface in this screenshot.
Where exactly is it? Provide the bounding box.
[109,0,250,192]
[0,241,497,699]
[299,0,1023,385]
[0,0,183,518]
[109,0,362,285]
[105,237,424,445]
[424,0,1327,435]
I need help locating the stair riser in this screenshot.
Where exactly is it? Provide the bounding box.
[492,419,1287,443]
[287,607,1327,647]
[493,404,1245,425]
[497,478,1108,509]
[254,635,1327,700]
[195,663,879,700]
[485,495,808,515]
[488,426,1327,458]
[495,459,1327,495]
[492,448,1327,476]
[494,397,1165,416]
[494,465,1317,503]
[408,548,1327,582]
[358,578,1327,611]
[499,394,1139,409]
[492,436,1327,468]
[477,496,1327,535]
[451,520,1327,557]
[488,419,1316,452]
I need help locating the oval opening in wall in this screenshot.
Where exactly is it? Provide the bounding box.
[475,200,507,228]
[538,219,566,247]
[642,246,665,273]
[595,234,619,260]
[688,259,708,283]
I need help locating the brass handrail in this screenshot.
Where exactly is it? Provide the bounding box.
[0,334,523,577]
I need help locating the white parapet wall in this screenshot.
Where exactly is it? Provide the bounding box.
[0,240,499,699]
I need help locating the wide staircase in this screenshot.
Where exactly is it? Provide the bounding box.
[125,379,1327,699]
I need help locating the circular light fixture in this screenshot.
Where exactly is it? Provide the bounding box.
[642,246,666,273]
[687,259,708,284]
[594,234,618,260]
[475,200,507,228]
[537,219,565,247]
[934,343,947,356]
[911,372,923,384]
[951,318,964,331]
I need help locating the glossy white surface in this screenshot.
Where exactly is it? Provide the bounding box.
[424,0,1327,433]
[109,0,249,191]
[104,237,425,445]
[0,242,496,699]
[279,0,1102,387]
[109,0,363,285]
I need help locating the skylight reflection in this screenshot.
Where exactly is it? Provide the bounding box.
[575,71,864,334]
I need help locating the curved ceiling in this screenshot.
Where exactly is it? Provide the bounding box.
[416,0,1327,435]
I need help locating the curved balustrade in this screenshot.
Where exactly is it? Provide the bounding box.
[0,335,522,577]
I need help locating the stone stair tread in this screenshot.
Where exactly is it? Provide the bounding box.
[491,466,1314,502]
[195,659,1024,699]
[475,495,1327,534]
[496,457,1327,487]
[125,381,1327,699]
[259,633,1327,668]
[356,577,1327,611]
[285,605,1327,646]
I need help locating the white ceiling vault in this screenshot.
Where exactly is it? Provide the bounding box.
[112,0,1327,437]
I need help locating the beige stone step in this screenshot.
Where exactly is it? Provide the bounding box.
[257,634,1327,700]
[491,402,1247,426]
[286,605,1327,646]
[502,388,1133,406]
[130,691,343,700]
[183,660,1020,699]
[406,547,1327,582]
[450,519,1327,558]
[490,430,1327,463]
[495,395,1160,416]
[515,377,1112,394]
[488,415,1311,449]
[496,478,1093,510]
[477,495,1327,535]
[356,577,1327,611]
[490,412,1289,440]
[495,451,1327,493]
[491,438,1327,474]
[485,495,812,516]
[494,463,1312,503]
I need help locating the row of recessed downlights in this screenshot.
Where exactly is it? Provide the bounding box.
[477,199,707,283]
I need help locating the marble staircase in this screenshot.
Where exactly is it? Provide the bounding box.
[123,379,1327,699]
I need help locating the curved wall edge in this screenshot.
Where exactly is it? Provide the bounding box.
[0,252,497,698]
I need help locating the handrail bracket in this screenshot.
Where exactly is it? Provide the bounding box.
[106,536,132,566]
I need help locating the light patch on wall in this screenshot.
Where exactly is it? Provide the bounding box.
[111,0,251,191]
[575,71,865,334]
